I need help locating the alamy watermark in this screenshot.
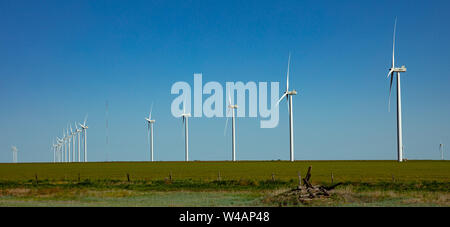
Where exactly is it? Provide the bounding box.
[171,73,280,128]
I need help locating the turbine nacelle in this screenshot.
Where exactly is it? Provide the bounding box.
[393,66,407,72]
[145,118,156,123]
[180,113,191,118]
[287,90,297,95]
[228,104,238,109]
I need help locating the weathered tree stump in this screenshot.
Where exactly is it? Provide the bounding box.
[302,166,313,188]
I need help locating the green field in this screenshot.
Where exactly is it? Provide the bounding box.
[0,161,448,206]
[0,160,448,182]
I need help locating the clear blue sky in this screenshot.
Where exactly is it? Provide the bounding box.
[1,0,449,162]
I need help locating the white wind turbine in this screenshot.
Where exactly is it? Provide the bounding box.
[276,53,298,162]
[55,138,62,162]
[440,143,444,160]
[52,141,56,163]
[71,125,76,162]
[11,146,18,163]
[63,129,68,162]
[145,104,156,162]
[79,115,88,162]
[386,18,407,162]
[180,101,191,161]
[224,90,238,161]
[75,123,82,162]
[67,127,72,162]
[57,136,64,162]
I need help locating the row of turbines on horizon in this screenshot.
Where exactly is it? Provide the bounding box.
[6,19,447,163]
[50,117,89,163]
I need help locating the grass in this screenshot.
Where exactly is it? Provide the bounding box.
[0,189,265,207]
[0,160,448,206]
[0,160,448,183]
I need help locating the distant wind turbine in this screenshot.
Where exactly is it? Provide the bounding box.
[71,125,76,162]
[276,53,298,162]
[63,129,68,162]
[180,101,191,161]
[145,104,156,162]
[55,140,60,162]
[75,123,81,162]
[57,137,64,162]
[11,146,18,163]
[79,115,88,162]
[67,127,72,162]
[224,90,238,161]
[386,18,407,162]
[440,143,444,160]
[52,141,56,163]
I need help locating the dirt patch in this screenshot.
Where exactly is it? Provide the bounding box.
[268,185,337,206]
[1,188,32,196]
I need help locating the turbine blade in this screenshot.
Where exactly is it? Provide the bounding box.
[275,93,288,107]
[388,72,394,112]
[149,102,154,120]
[147,123,150,145]
[224,109,231,136]
[83,114,88,125]
[286,94,290,112]
[286,52,291,92]
[392,17,397,69]
[183,97,186,114]
[387,69,394,78]
[228,89,232,106]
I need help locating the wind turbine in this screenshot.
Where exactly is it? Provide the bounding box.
[276,53,297,162]
[79,115,88,162]
[145,104,156,162]
[52,141,56,163]
[11,146,18,163]
[180,101,191,161]
[57,137,64,162]
[63,129,67,162]
[76,123,81,162]
[224,90,238,161]
[440,143,444,160]
[67,127,72,162]
[71,125,76,162]
[386,18,407,162]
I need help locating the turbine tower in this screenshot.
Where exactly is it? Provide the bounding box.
[224,91,238,161]
[79,115,88,162]
[63,130,67,162]
[76,123,81,162]
[57,137,64,162]
[440,143,444,160]
[276,53,297,162]
[67,127,72,162]
[180,102,191,162]
[11,146,18,163]
[71,125,76,162]
[386,18,407,162]
[52,141,56,163]
[145,105,156,162]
